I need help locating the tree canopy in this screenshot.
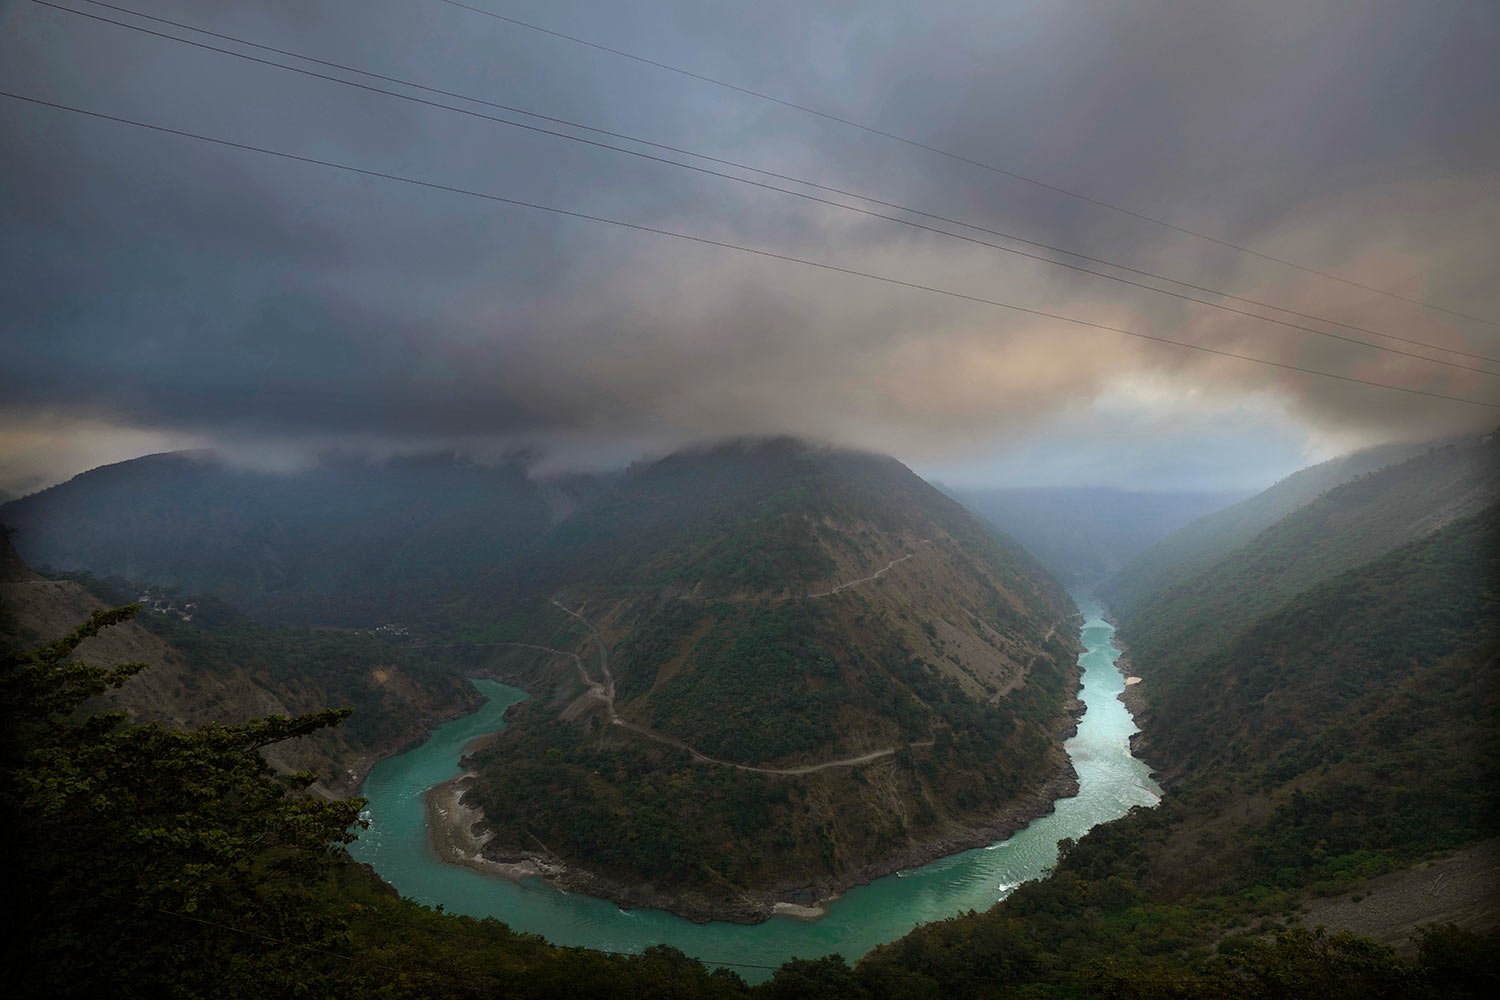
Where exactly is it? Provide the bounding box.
[4,605,364,997]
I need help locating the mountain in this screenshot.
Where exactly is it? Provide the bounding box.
[1097,437,1438,619]
[448,438,1085,921]
[0,451,609,626]
[848,464,1500,997]
[1109,433,1499,677]
[949,486,1247,583]
[5,557,767,1000]
[0,529,480,795]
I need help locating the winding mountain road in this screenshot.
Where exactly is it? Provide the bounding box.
[542,599,934,775]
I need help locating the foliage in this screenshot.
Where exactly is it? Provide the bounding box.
[4,605,363,997]
[648,602,845,761]
[852,500,1499,998]
[468,711,790,887]
[1098,438,1440,621]
[44,569,483,777]
[1112,436,1498,678]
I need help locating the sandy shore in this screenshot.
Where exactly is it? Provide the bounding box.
[425,775,550,880]
[419,645,1090,924]
[423,749,1082,924]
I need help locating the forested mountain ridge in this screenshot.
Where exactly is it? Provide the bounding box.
[1109,433,1499,674]
[7,441,1494,997]
[844,495,1500,998]
[1131,503,1499,884]
[0,450,609,626]
[1098,437,1439,619]
[949,485,1246,583]
[451,438,1086,922]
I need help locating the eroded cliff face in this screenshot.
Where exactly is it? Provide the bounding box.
[1,537,478,797]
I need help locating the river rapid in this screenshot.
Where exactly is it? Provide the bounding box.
[348,591,1159,981]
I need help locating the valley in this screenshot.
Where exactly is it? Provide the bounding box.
[347,591,1157,977]
[8,3,1498,992]
[5,432,1495,996]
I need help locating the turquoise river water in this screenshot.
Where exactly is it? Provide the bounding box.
[348,592,1159,981]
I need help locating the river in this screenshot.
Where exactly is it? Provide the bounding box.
[348,591,1159,982]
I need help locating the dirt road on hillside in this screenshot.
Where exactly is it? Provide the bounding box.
[538,599,933,775]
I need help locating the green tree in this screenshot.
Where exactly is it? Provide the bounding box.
[4,606,365,998]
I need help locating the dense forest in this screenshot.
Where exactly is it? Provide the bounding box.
[457,439,1084,920]
[8,607,1492,999]
[6,436,1497,996]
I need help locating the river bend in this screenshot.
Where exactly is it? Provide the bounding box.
[348,591,1159,981]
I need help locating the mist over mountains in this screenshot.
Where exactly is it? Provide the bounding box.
[0,449,610,625]
[946,485,1248,584]
[5,0,1499,993]
[4,427,1497,994]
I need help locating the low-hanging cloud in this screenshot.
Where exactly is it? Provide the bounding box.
[2,0,1497,492]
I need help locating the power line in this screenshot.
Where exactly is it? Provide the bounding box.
[6,88,1497,413]
[50,0,1500,375]
[430,1,1500,331]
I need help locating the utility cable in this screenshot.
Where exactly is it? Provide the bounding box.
[48,0,1500,373]
[4,88,1496,411]
[431,0,1500,329]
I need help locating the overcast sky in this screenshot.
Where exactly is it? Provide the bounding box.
[3,0,1498,495]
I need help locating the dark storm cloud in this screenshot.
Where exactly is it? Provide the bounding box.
[2,0,1498,490]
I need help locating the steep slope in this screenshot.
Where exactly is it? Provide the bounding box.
[1115,433,1498,675]
[0,451,607,626]
[853,503,1499,997]
[1098,438,1436,618]
[454,438,1084,921]
[0,532,479,795]
[1135,504,1499,872]
[951,486,1246,583]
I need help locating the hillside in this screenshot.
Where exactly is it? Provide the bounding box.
[449,439,1085,921]
[845,502,1500,998]
[1111,433,1499,674]
[1132,503,1499,884]
[8,518,1489,1000]
[0,451,607,626]
[950,486,1245,583]
[1098,438,1436,619]
[0,531,480,795]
